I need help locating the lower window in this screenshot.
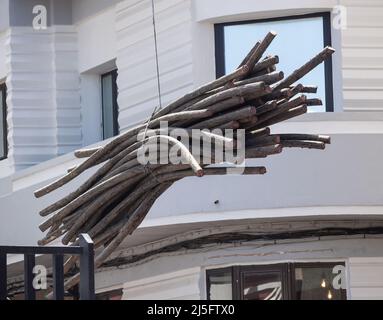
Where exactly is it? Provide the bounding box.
[207,262,347,300]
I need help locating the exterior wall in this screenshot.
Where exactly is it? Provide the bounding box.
[115,0,193,130]
[52,27,82,156]
[122,268,201,300]
[0,31,7,80]
[348,257,383,300]
[4,26,81,170]
[340,0,383,111]
[76,6,117,146]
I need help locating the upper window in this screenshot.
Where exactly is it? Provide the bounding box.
[207,262,347,300]
[215,13,333,112]
[0,83,7,160]
[101,70,119,139]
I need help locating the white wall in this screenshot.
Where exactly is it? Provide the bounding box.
[4,26,81,170]
[76,6,117,74]
[0,0,9,32]
[0,31,7,80]
[348,257,383,300]
[122,268,201,300]
[340,0,383,111]
[115,0,194,130]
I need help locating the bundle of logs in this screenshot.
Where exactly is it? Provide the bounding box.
[34,31,334,290]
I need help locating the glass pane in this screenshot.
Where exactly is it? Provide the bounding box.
[294,265,346,300]
[102,73,117,139]
[208,270,233,300]
[223,16,326,112]
[243,271,283,300]
[0,87,4,159]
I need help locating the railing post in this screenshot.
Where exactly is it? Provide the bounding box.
[0,251,7,300]
[24,254,36,300]
[79,234,95,300]
[52,254,64,300]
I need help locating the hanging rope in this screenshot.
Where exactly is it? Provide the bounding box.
[151,0,163,111]
[141,0,163,138]
[140,0,163,183]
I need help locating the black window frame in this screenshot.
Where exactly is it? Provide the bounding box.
[214,12,334,112]
[206,262,347,300]
[0,83,7,161]
[101,69,119,140]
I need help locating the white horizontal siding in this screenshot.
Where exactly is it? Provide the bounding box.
[348,258,383,300]
[5,27,81,170]
[340,0,383,111]
[52,28,82,156]
[116,0,193,131]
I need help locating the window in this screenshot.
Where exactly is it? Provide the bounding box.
[0,83,7,160]
[207,262,347,300]
[215,13,334,112]
[101,70,119,139]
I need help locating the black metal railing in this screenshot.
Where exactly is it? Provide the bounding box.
[0,233,95,300]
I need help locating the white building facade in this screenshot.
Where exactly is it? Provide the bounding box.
[0,0,383,300]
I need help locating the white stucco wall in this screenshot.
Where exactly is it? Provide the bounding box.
[348,257,383,300]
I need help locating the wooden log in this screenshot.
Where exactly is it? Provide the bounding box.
[213,120,240,130]
[281,140,326,150]
[249,127,271,138]
[264,87,292,101]
[274,46,335,90]
[289,84,304,98]
[237,41,260,68]
[74,147,100,159]
[153,65,249,119]
[252,55,279,74]
[206,72,283,97]
[245,144,283,158]
[186,82,271,112]
[306,98,323,106]
[252,95,307,128]
[247,134,281,147]
[190,106,257,129]
[292,85,318,94]
[241,31,277,77]
[256,100,278,115]
[148,109,213,129]
[252,104,308,130]
[279,134,330,144]
[174,96,245,128]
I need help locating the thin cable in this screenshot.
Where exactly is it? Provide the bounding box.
[151,0,162,111]
[141,0,163,141]
[139,0,164,184]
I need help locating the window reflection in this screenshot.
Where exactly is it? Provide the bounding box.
[243,272,282,300]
